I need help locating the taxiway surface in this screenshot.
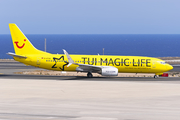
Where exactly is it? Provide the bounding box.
[0,61,180,120]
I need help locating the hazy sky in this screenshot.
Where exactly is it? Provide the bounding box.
[0,0,180,34]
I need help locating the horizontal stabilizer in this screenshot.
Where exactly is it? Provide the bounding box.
[7,52,27,58]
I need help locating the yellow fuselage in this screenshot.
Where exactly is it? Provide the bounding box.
[14,54,173,75]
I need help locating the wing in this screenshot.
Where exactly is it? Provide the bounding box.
[63,49,117,74]
[76,63,102,73]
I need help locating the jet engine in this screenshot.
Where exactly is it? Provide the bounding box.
[100,67,118,76]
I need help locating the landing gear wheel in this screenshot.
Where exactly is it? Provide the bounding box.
[154,75,158,78]
[87,72,93,78]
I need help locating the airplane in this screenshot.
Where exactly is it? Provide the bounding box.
[7,23,173,78]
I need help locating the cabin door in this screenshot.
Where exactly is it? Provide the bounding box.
[152,61,156,68]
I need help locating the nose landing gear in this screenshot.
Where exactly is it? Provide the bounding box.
[154,75,158,78]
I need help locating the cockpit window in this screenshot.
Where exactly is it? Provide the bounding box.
[160,61,166,64]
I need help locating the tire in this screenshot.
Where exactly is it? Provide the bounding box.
[154,75,158,78]
[87,72,93,78]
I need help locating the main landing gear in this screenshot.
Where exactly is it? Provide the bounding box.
[154,75,158,78]
[87,72,93,78]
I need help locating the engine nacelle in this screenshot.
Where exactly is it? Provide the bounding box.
[101,67,118,76]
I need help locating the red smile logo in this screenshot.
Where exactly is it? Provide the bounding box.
[14,39,26,49]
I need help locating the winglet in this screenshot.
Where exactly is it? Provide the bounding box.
[63,49,75,67]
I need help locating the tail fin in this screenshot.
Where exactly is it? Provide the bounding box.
[9,23,44,55]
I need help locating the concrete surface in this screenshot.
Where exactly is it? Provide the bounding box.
[0,75,180,120]
[1,60,180,120]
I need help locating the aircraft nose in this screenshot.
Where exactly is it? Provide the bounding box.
[167,64,173,71]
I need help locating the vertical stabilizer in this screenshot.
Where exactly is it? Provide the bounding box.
[9,24,43,55]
